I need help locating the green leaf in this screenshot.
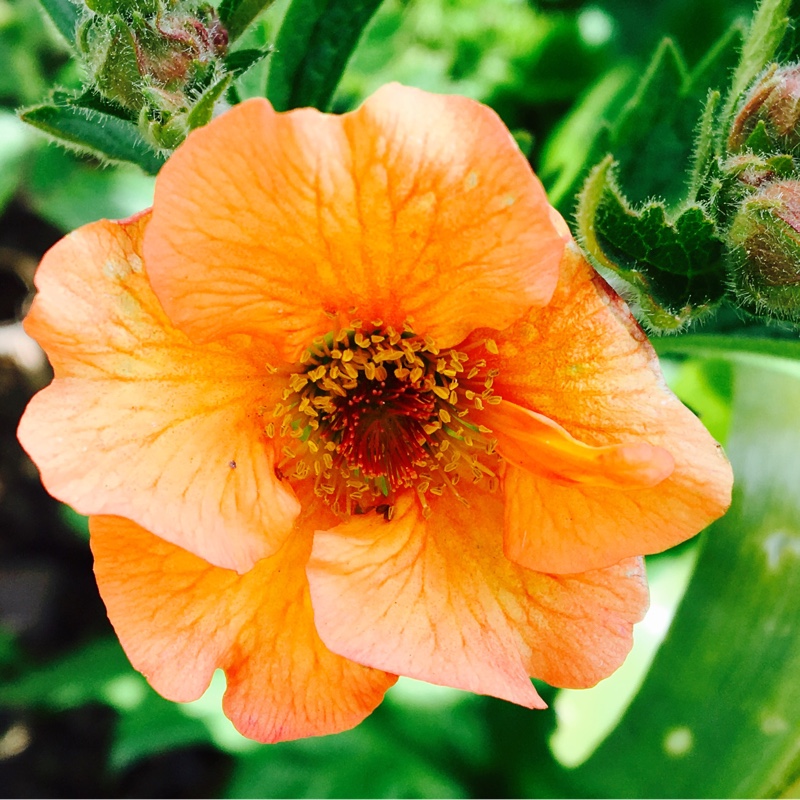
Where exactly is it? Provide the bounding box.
[20,103,166,175]
[225,47,273,78]
[685,89,721,204]
[725,0,791,118]
[577,156,727,331]
[608,38,688,203]
[653,334,800,378]
[219,0,277,43]
[36,0,82,48]
[266,0,384,112]
[187,74,233,130]
[607,26,743,209]
[64,88,138,121]
[572,358,800,798]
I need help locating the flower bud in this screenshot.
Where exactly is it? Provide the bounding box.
[80,0,229,148]
[729,64,800,154]
[88,17,147,112]
[726,179,800,320]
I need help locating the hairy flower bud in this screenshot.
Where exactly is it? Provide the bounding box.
[729,64,800,154]
[78,0,229,149]
[726,179,800,320]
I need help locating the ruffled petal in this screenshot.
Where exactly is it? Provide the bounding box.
[18,214,299,572]
[90,514,396,742]
[144,83,564,357]
[306,491,648,706]
[483,243,732,573]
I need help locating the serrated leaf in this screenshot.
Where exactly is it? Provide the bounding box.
[577,156,727,331]
[20,103,165,175]
[572,358,800,798]
[36,0,82,48]
[266,0,384,112]
[219,0,277,43]
[225,47,273,78]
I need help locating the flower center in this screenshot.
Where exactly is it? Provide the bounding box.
[267,321,502,516]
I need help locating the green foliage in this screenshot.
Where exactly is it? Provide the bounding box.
[225,712,468,799]
[654,333,800,365]
[573,351,800,798]
[0,113,34,214]
[722,0,791,124]
[571,0,800,331]
[0,637,133,709]
[538,66,636,210]
[224,686,568,798]
[110,690,216,770]
[20,101,166,173]
[266,0,384,111]
[578,156,727,330]
[26,146,155,230]
[35,0,82,46]
[219,0,277,43]
[225,47,274,78]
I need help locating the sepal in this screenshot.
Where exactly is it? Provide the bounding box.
[577,156,727,332]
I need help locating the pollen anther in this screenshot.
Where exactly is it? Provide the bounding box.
[269,325,502,512]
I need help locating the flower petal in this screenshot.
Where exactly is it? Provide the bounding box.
[483,400,675,488]
[485,242,733,573]
[17,214,299,572]
[307,491,648,706]
[90,513,396,742]
[144,84,564,357]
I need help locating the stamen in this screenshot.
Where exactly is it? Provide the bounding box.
[265,324,502,514]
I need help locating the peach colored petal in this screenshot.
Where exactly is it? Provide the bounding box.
[90,513,396,742]
[483,400,674,488]
[482,242,733,573]
[306,491,648,706]
[17,214,299,572]
[144,83,564,357]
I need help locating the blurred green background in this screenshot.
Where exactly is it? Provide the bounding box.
[2,0,800,797]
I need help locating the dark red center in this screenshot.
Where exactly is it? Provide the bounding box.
[323,373,437,487]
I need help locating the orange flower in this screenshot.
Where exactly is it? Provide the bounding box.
[18,84,732,742]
